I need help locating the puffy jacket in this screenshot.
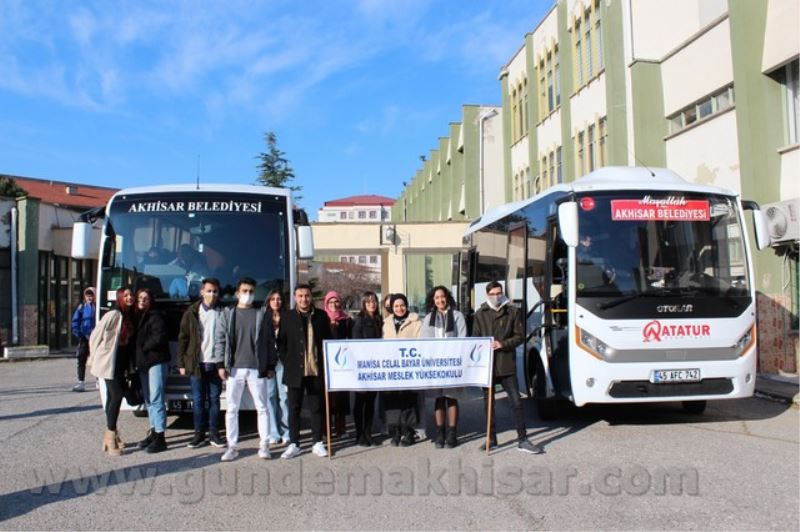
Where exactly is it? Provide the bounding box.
[135,311,171,370]
[88,310,122,380]
[178,300,223,377]
[278,308,331,388]
[420,309,467,338]
[71,303,96,340]
[215,306,276,378]
[472,302,523,377]
[382,313,422,339]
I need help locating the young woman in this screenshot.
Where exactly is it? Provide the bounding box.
[351,291,382,446]
[265,289,290,446]
[88,287,136,456]
[134,288,171,453]
[382,293,422,446]
[421,285,468,448]
[324,291,352,438]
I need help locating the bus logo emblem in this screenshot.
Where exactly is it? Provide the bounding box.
[643,321,661,342]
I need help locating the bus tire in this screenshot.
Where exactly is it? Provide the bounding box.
[681,400,707,414]
[531,354,558,421]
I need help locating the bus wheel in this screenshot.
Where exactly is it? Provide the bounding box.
[681,400,707,414]
[532,356,558,421]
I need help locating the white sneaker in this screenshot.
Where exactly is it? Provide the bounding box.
[268,437,279,445]
[312,441,328,457]
[258,445,271,460]
[281,443,301,459]
[220,447,239,462]
[281,436,291,445]
[72,381,85,392]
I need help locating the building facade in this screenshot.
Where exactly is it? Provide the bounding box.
[392,0,799,373]
[1,175,116,351]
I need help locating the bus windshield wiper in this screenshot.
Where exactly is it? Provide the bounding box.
[597,291,662,310]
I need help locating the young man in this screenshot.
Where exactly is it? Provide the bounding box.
[215,277,276,462]
[70,287,96,392]
[472,281,543,454]
[178,278,225,448]
[279,283,332,459]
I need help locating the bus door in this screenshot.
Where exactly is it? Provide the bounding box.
[545,216,571,397]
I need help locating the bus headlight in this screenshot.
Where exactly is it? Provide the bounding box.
[734,326,756,356]
[577,327,611,360]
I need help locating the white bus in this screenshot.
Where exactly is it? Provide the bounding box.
[71,184,314,411]
[460,167,770,417]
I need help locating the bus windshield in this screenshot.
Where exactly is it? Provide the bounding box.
[100,192,289,307]
[575,191,750,309]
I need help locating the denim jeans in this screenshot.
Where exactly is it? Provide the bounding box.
[139,362,168,433]
[266,361,289,440]
[190,366,222,434]
[483,374,527,440]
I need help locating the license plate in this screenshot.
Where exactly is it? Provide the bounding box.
[650,368,701,383]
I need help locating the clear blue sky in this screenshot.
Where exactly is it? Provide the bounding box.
[0,0,552,215]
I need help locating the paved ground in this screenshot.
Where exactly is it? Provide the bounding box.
[1,358,798,530]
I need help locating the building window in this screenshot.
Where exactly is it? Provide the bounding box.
[596,7,603,69]
[599,117,607,166]
[587,123,596,172]
[541,156,548,188]
[584,11,592,78]
[339,211,346,220]
[547,50,554,111]
[667,85,735,135]
[369,256,378,265]
[359,256,367,264]
[523,79,529,134]
[518,82,526,137]
[576,131,585,176]
[575,20,583,87]
[512,88,518,141]
[534,175,541,194]
[556,146,563,183]
[548,151,555,188]
[539,59,547,120]
[777,60,800,144]
[554,46,561,107]
[369,210,377,219]
[358,210,366,219]
[340,256,348,263]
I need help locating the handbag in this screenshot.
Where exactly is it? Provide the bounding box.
[123,370,145,406]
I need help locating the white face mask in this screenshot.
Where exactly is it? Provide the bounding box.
[238,292,254,306]
[487,295,503,308]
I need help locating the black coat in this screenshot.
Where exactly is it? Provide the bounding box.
[278,308,332,388]
[352,314,382,339]
[135,311,171,370]
[472,302,524,377]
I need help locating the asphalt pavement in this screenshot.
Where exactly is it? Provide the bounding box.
[1,358,798,530]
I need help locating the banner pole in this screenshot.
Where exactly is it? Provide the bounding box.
[325,380,332,459]
[485,380,494,456]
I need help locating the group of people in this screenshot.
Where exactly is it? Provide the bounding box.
[81,277,544,461]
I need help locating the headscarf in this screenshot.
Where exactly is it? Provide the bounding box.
[323,291,349,323]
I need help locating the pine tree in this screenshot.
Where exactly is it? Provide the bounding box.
[255,131,302,201]
[0,175,25,198]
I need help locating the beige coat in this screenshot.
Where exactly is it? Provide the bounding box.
[382,312,422,339]
[88,310,122,380]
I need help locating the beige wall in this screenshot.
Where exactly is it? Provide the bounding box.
[762,0,800,73]
[665,108,741,192]
[483,110,506,212]
[537,109,563,160]
[570,73,607,134]
[661,20,733,116]
[629,0,727,61]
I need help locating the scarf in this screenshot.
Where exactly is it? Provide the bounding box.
[323,291,349,324]
[429,308,455,335]
[300,309,319,377]
[393,314,408,333]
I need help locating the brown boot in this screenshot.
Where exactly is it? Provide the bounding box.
[103,429,123,456]
[115,430,124,450]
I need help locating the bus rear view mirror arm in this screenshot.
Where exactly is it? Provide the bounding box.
[742,200,770,250]
[558,201,579,247]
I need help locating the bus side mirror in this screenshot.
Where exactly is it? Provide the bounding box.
[742,200,770,250]
[558,202,579,247]
[296,225,314,259]
[71,222,92,259]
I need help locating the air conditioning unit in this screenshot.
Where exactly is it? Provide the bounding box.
[763,198,800,246]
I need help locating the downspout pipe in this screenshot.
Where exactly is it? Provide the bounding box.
[478,108,499,215]
[10,205,18,345]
